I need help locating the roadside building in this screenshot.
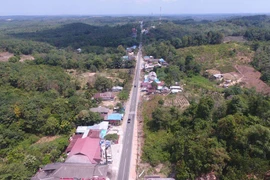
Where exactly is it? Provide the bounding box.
[93,92,115,101]
[104,113,123,125]
[90,106,110,118]
[31,163,108,180]
[112,86,123,92]
[66,137,101,164]
[144,56,150,61]
[75,121,109,139]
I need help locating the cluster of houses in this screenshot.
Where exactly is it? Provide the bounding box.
[205,69,236,88]
[140,55,182,95]
[32,85,126,179]
[90,106,124,126]
[92,88,124,126]
[143,56,168,72]
[32,121,113,180]
[32,104,124,180]
[141,71,183,95]
[122,45,137,61]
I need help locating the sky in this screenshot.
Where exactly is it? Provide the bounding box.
[1,0,270,16]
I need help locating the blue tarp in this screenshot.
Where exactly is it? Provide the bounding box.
[100,130,107,139]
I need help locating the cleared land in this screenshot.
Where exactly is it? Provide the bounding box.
[0,52,34,62]
[236,65,270,94]
[0,52,13,62]
[177,42,254,73]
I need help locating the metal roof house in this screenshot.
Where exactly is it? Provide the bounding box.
[112,86,123,92]
[76,121,109,139]
[66,137,101,164]
[90,106,110,114]
[93,92,115,101]
[104,113,123,125]
[31,163,108,180]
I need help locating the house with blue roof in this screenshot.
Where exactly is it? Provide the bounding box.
[104,113,123,125]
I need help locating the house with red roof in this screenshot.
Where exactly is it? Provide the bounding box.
[66,137,101,164]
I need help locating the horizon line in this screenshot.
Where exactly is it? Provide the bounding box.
[0,12,270,17]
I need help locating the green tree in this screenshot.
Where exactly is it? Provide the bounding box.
[94,76,113,92]
[75,110,102,126]
[8,56,20,63]
[196,97,214,120]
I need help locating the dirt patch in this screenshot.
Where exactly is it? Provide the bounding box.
[222,72,241,82]
[205,69,221,75]
[164,95,190,109]
[0,52,14,62]
[236,65,270,94]
[19,55,35,62]
[35,135,60,144]
[101,99,119,109]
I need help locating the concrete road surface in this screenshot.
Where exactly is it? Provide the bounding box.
[117,45,143,180]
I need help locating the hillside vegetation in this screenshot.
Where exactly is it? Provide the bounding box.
[177,43,253,73]
[141,87,270,179]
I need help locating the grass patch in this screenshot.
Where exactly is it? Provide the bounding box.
[177,42,253,71]
[184,75,222,92]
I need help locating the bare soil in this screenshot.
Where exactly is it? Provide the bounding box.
[19,55,35,62]
[164,95,190,109]
[236,65,270,94]
[205,69,221,76]
[35,135,60,144]
[0,52,14,62]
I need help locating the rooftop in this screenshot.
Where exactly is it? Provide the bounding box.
[31,163,108,180]
[105,113,123,121]
[90,107,110,113]
[66,137,101,164]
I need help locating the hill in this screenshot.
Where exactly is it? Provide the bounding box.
[177,42,253,73]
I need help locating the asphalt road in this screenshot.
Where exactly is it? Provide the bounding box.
[117,45,142,180]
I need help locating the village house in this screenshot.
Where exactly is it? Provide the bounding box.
[104,113,123,125]
[66,137,101,164]
[112,86,123,92]
[143,56,151,61]
[159,58,169,66]
[31,163,108,180]
[33,126,109,180]
[122,55,135,61]
[170,86,183,93]
[141,71,167,94]
[213,74,223,80]
[75,121,109,139]
[93,92,115,101]
[90,106,110,118]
